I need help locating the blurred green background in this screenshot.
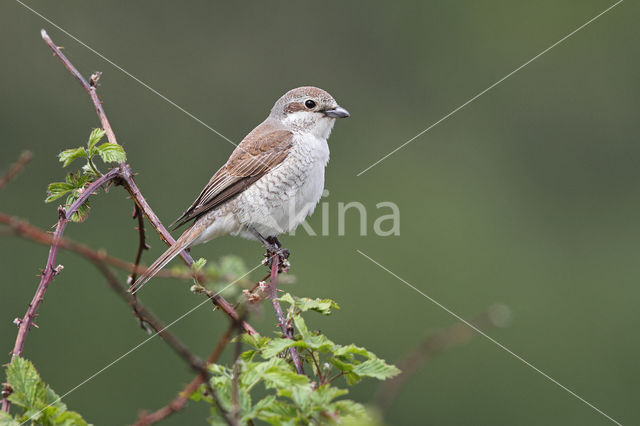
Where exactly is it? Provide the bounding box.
[1,1,638,424]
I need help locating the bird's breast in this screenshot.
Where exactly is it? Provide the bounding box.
[231,134,329,236]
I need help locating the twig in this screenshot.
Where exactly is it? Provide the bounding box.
[135,325,235,425]
[2,29,259,414]
[40,29,254,330]
[91,260,206,372]
[10,169,118,358]
[373,305,511,412]
[0,213,198,281]
[40,30,116,145]
[99,259,232,425]
[0,151,32,190]
[129,204,149,284]
[269,254,305,375]
[129,204,151,331]
[2,169,117,412]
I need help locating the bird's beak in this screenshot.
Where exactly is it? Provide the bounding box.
[323,106,350,118]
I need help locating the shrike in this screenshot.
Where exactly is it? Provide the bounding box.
[129,87,349,293]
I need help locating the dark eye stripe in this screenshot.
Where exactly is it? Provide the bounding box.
[284,102,307,114]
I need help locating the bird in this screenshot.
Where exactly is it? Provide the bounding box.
[128,86,349,293]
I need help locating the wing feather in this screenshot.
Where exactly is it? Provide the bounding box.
[171,128,293,229]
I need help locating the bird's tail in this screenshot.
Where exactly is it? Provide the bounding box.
[128,225,205,294]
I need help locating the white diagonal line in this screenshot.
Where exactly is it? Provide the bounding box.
[13,0,237,147]
[356,249,622,425]
[20,262,263,425]
[356,0,624,176]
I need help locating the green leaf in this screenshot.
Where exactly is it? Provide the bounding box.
[53,410,89,426]
[46,182,74,203]
[351,358,400,380]
[86,128,106,153]
[333,344,374,359]
[58,147,87,167]
[66,194,90,223]
[6,357,46,409]
[192,257,207,272]
[329,399,370,422]
[262,338,307,359]
[292,316,336,352]
[236,333,270,351]
[96,143,126,163]
[0,411,20,426]
[311,385,348,405]
[6,357,89,425]
[279,293,339,315]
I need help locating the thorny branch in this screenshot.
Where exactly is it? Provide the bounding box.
[1,29,257,413]
[0,213,199,281]
[93,258,233,425]
[129,204,152,331]
[269,253,305,375]
[2,168,118,412]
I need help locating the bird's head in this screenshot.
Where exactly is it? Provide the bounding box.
[271,86,349,139]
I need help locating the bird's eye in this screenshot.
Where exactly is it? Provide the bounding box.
[304,99,316,109]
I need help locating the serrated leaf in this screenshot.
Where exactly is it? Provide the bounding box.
[236,333,269,350]
[58,147,87,167]
[86,128,106,153]
[81,163,98,177]
[333,344,374,359]
[192,257,207,272]
[53,410,89,426]
[344,372,362,386]
[45,182,74,203]
[329,358,355,373]
[66,194,90,223]
[262,338,307,359]
[311,385,348,405]
[329,399,369,421]
[0,411,20,426]
[279,293,339,315]
[350,358,400,380]
[261,368,309,390]
[6,357,46,409]
[96,143,126,163]
[292,316,336,352]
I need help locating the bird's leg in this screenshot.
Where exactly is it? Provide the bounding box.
[265,236,290,260]
[247,227,290,273]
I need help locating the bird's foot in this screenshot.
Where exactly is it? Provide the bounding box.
[263,236,290,272]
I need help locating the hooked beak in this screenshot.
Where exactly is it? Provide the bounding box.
[323,106,350,118]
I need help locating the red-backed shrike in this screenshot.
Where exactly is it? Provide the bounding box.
[129,86,349,293]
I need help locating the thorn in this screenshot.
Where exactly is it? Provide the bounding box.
[32,323,39,329]
[1,383,13,398]
[89,71,102,87]
[12,318,22,327]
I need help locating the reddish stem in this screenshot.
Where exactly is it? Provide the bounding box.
[269,254,305,375]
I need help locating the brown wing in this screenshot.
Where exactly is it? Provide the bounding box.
[171,128,293,229]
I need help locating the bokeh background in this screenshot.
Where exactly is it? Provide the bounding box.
[1,1,638,424]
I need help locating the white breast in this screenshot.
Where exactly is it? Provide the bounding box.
[227,132,330,239]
